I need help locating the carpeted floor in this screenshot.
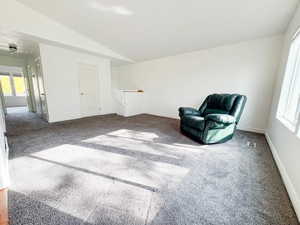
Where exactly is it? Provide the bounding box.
[6,111,299,225]
[6,107,48,136]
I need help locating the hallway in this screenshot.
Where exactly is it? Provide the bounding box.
[5,107,48,136]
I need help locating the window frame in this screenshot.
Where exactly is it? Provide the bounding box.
[277,31,300,133]
[0,72,26,97]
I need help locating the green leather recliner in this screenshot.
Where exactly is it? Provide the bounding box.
[179,94,247,144]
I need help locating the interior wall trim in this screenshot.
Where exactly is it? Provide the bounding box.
[238,126,265,134]
[141,113,267,134]
[265,132,300,221]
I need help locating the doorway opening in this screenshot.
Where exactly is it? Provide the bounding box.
[0,66,28,115]
[0,34,49,136]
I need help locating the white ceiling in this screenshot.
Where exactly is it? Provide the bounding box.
[16,0,298,62]
[0,33,39,57]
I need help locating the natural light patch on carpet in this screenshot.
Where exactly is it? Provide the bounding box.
[27,144,136,166]
[173,142,209,151]
[10,143,190,192]
[107,129,159,141]
[82,134,184,159]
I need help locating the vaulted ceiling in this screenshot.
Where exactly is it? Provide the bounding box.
[17,0,298,62]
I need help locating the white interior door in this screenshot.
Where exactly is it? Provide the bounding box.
[78,63,100,117]
[0,93,9,189]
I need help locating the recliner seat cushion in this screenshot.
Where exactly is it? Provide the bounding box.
[205,114,236,124]
[181,115,205,131]
[205,120,229,129]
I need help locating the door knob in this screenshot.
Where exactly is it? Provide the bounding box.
[80,93,84,95]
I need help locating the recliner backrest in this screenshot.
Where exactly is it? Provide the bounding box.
[199,94,247,124]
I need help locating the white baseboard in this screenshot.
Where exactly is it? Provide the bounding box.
[144,113,266,134]
[237,126,265,134]
[265,133,300,221]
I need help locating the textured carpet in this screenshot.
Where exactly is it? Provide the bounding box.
[6,112,299,225]
[6,107,48,136]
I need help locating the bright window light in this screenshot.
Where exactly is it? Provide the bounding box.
[13,75,26,96]
[0,75,12,96]
[0,73,26,97]
[277,32,300,133]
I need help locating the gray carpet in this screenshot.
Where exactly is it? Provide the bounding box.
[6,111,298,225]
[6,107,48,136]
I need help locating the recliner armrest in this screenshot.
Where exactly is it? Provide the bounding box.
[205,114,236,124]
[179,107,201,117]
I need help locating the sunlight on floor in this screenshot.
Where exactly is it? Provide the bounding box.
[9,136,191,222]
[83,134,181,159]
[173,142,209,151]
[108,129,159,141]
[83,129,207,158]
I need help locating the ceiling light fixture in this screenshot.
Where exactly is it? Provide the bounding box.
[0,43,18,54]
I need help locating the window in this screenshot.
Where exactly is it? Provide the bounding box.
[277,33,300,133]
[0,73,26,97]
[0,75,13,96]
[13,75,26,96]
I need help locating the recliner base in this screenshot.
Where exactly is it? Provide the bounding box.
[180,124,235,145]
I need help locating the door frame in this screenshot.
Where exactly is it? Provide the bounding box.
[34,57,48,121]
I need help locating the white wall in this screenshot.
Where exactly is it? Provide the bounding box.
[39,44,114,123]
[0,54,26,68]
[266,5,300,220]
[4,96,26,107]
[113,36,283,132]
